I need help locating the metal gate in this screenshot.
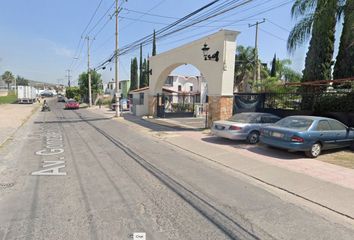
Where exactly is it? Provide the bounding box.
[156,93,196,118]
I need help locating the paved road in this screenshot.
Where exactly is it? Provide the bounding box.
[0,100,354,240]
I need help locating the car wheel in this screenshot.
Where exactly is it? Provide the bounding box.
[305,142,322,158]
[247,131,260,144]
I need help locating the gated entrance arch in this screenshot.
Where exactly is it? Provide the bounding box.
[149,30,239,125]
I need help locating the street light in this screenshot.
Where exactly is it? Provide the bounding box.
[201,43,219,62]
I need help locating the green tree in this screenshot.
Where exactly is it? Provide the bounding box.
[140,58,149,88]
[333,0,354,82]
[16,75,29,86]
[270,54,277,77]
[130,57,138,90]
[287,0,343,81]
[1,71,15,90]
[288,0,343,109]
[139,43,143,88]
[152,29,157,56]
[146,53,150,83]
[65,86,81,102]
[234,45,255,92]
[78,70,103,103]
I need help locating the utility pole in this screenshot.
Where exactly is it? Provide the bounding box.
[249,18,265,92]
[66,69,71,87]
[115,0,120,117]
[86,36,92,107]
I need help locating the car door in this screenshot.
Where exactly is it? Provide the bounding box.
[328,119,351,148]
[315,120,336,149]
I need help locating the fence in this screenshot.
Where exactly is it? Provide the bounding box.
[233,90,354,127]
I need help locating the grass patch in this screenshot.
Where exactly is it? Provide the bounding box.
[0,93,17,104]
[317,149,354,169]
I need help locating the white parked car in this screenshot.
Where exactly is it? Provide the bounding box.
[211,112,281,144]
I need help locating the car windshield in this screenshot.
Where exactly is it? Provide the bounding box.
[275,117,313,131]
[68,100,76,103]
[228,113,259,123]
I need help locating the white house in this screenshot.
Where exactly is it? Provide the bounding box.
[129,74,208,117]
[162,75,207,104]
[104,81,116,96]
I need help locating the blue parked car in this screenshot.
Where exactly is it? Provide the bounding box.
[260,116,354,158]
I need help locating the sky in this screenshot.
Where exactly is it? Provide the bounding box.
[0,0,343,86]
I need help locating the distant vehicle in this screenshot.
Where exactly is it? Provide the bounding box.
[65,99,80,109]
[120,99,130,111]
[260,116,354,158]
[57,95,65,102]
[111,99,130,111]
[40,91,54,97]
[17,86,37,104]
[211,112,281,144]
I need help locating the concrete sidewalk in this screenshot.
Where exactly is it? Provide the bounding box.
[0,103,39,146]
[89,107,354,221]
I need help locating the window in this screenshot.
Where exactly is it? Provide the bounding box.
[316,120,331,131]
[275,117,313,131]
[178,85,182,92]
[261,116,279,123]
[190,86,193,92]
[195,94,201,103]
[329,120,346,131]
[139,93,144,105]
[165,76,173,85]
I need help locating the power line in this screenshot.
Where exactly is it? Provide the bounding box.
[87,1,116,36]
[69,0,104,71]
[94,0,224,69]
[120,0,168,31]
[95,0,294,71]
[259,28,288,42]
[80,0,104,37]
[266,18,290,32]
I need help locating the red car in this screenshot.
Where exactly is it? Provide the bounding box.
[65,99,80,109]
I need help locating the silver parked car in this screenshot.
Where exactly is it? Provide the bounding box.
[211,112,281,144]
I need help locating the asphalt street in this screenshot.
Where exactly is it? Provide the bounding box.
[0,99,354,240]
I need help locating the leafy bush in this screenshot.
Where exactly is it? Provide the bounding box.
[313,93,354,112]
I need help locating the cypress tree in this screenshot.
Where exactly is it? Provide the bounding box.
[141,58,148,87]
[333,0,354,81]
[152,29,157,56]
[130,58,138,90]
[302,0,337,83]
[147,53,150,83]
[270,54,277,77]
[295,0,338,110]
[139,44,143,88]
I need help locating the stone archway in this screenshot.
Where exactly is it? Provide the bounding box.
[149,29,239,125]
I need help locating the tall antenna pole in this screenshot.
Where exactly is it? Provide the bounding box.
[249,18,265,92]
[115,0,120,117]
[86,36,92,107]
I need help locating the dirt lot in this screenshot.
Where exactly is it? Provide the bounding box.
[0,103,39,146]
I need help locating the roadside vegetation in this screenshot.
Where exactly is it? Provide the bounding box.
[0,91,17,104]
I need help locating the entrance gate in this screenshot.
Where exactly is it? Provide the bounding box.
[156,93,195,118]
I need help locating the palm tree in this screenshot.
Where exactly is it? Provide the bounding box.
[287,0,344,82]
[1,71,15,90]
[234,45,255,92]
[333,0,354,82]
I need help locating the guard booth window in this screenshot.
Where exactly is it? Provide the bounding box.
[139,93,144,105]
